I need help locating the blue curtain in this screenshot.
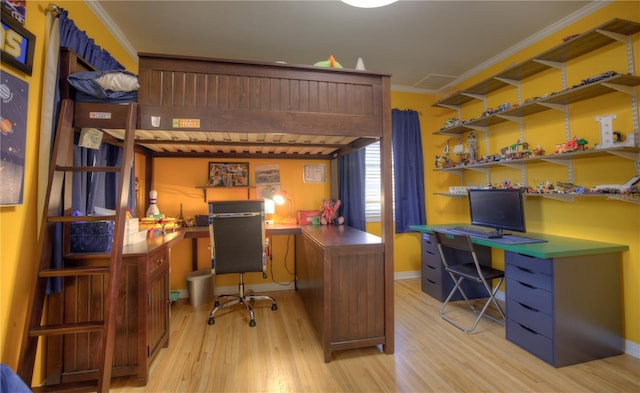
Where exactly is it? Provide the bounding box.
[338,149,366,231]
[47,9,129,294]
[392,109,426,233]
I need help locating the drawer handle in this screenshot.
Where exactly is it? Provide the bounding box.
[518,322,540,336]
[518,281,535,289]
[426,251,435,256]
[518,301,539,312]
[426,265,436,270]
[156,258,164,265]
[516,266,534,274]
[427,279,436,284]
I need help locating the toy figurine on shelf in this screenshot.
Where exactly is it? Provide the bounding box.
[467,132,477,163]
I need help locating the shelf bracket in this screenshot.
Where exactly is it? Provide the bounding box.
[497,114,524,125]
[597,29,631,45]
[462,93,486,102]
[538,102,568,113]
[467,126,488,133]
[494,77,519,87]
[439,104,461,111]
[601,82,637,96]
[539,157,571,167]
[532,59,564,70]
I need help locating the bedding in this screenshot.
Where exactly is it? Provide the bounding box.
[67,70,138,103]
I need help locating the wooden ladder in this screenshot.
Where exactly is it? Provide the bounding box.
[18,99,137,393]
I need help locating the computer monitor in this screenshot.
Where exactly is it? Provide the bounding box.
[467,188,526,237]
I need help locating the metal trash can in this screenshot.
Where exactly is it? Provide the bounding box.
[186,269,214,306]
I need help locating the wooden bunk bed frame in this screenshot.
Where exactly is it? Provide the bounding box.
[55,48,395,377]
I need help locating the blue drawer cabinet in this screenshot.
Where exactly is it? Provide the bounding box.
[420,233,491,302]
[505,251,623,367]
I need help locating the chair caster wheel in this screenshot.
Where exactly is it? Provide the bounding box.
[208,317,215,325]
[271,304,278,311]
[249,320,256,327]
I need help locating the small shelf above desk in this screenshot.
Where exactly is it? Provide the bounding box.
[195,185,253,202]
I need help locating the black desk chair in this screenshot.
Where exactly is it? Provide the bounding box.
[207,200,277,327]
[433,230,505,333]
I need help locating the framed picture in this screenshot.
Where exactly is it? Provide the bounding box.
[1,70,29,205]
[303,164,326,183]
[208,162,249,187]
[1,8,35,75]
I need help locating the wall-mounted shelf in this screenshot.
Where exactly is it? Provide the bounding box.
[433,18,640,109]
[434,74,640,136]
[195,185,253,202]
[431,18,640,198]
[434,191,640,205]
[435,146,640,173]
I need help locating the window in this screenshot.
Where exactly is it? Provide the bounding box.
[365,141,394,221]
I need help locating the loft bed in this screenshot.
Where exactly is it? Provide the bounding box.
[58,48,395,359]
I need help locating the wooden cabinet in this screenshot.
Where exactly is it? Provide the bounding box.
[420,232,491,301]
[46,233,182,386]
[295,225,387,362]
[505,251,622,367]
[432,18,640,202]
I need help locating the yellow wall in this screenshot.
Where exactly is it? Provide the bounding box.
[0,0,136,379]
[1,0,639,382]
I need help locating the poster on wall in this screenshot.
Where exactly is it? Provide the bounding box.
[0,70,29,205]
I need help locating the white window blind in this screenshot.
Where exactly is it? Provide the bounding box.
[365,141,394,222]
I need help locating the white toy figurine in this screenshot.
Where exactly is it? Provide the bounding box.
[146,189,161,217]
[595,114,636,149]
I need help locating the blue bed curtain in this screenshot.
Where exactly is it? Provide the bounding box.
[338,149,366,231]
[392,109,426,233]
[47,8,131,294]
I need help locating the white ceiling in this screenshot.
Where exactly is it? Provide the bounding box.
[90,0,603,94]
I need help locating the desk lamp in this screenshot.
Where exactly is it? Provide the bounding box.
[273,190,297,225]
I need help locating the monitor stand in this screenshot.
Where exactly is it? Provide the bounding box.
[487,229,505,239]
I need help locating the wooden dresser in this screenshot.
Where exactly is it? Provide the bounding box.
[45,231,184,386]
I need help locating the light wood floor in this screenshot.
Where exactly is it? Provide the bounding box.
[110,278,640,392]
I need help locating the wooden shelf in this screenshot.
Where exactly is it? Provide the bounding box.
[433,74,640,135]
[435,146,640,172]
[195,185,252,202]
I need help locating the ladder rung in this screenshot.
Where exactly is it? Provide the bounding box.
[30,322,104,337]
[31,379,99,393]
[55,165,121,173]
[39,266,110,278]
[47,215,116,223]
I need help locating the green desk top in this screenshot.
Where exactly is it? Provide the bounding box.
[409,224,629,259]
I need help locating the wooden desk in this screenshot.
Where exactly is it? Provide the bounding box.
[410,224,628,367]
[294,225,387,362]
[184,224,389,362]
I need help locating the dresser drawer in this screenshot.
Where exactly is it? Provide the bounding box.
[422,258,442,281]
[421,233,439,253]
[506,263,552,291]
[507,319,554,365]
[506,299,552,338]
[148,249,168,276]
[506,278,553,314]
[505,251,552,275]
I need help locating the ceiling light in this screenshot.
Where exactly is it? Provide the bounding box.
[341,0,398,8]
